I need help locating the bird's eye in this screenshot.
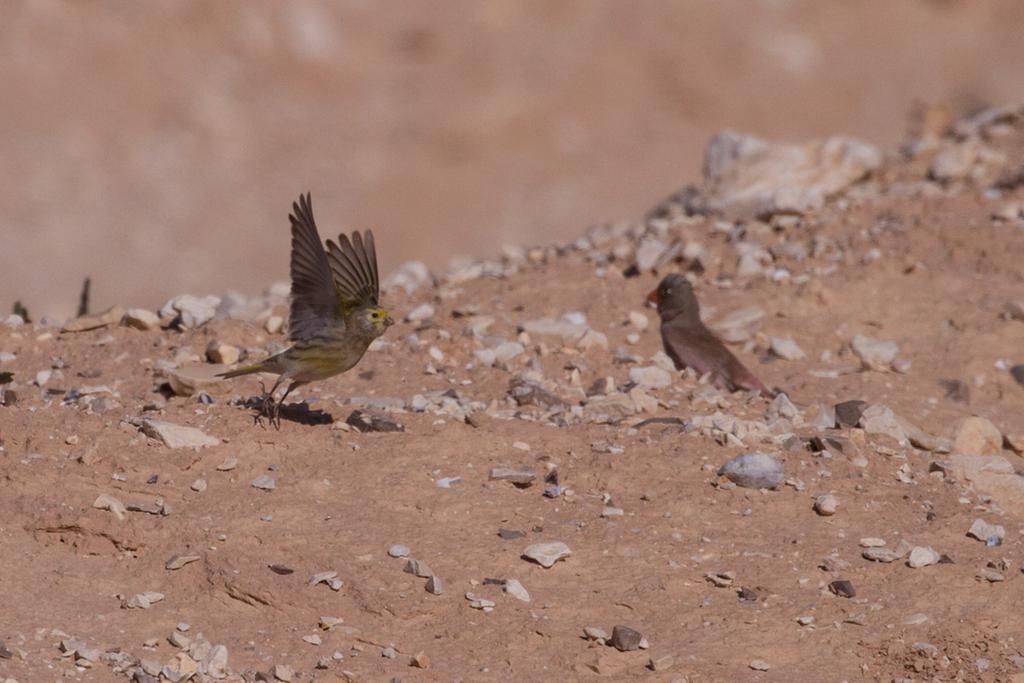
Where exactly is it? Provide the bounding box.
[371,311,380,319]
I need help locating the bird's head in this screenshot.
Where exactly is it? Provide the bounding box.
[358,305,394,338]
[647,273,700,324]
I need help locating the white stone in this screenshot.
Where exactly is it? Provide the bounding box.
[629,365,673,389]
[405,303,435,322]
[907,546,940,568]
[770,336,805,361]
[504,578,531,602]
[160,294,220,329]
[522,541,571,568]
[851,334,899,371]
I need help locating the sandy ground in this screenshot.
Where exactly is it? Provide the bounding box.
[2,106,1024,682]
[6,1,1024,318]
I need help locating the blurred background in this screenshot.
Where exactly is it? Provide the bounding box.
[4,0,1024,319]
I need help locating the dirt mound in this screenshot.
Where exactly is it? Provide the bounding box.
[2,106,1024,681]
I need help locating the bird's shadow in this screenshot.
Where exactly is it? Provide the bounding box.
[239,396,334,427]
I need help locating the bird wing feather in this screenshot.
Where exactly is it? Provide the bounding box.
[288,193,339,341]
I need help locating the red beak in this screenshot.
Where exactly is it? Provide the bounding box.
[646,288,659,306]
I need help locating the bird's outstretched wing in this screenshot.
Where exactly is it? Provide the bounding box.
[288,193,338,341]
[325,229,379,313]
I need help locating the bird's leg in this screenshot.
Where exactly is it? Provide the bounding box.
[255,376,285,428]
[272,381,300,430]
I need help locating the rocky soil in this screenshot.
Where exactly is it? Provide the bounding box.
[3,105,1024,682]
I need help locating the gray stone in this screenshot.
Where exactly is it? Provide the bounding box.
[859,404,908,444]
[610,625,643,652]
[813,494,838,516]
[251,475,276,491]
[489,467,537,486]
[717,452,784,489]
[907,546,940,568]
[388,544,410,558]
[425,575,444,595]
[403,559,433,578]
[967,518,1005,545]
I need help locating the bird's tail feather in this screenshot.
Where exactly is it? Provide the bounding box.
[216,362,266,379]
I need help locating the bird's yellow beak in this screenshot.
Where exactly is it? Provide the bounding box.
[384,313,394,327]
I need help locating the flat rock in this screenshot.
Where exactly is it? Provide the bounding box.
[346,409,404,433]
[504,578,531,602]
[862,547,900,563]
[489,467,537,486]
[717,452,784,489]
[519,317,588,342]
[388,544,410,558]
[62,305,125,333]
[522,541,571,568]
[703,130,881,218]
[851,334,899,371]
[165,554,201,570]
[139,419,219,449]
[164,365,230,397]
[251,475,276,491]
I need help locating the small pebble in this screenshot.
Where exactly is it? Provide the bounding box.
[388,544,410,558]
[813,494,838,516]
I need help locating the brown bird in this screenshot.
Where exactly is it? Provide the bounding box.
[647,274,770,394]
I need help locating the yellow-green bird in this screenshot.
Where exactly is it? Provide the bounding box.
[219,193,394,426]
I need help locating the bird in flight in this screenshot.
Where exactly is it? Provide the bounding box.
[219,193,393,427]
